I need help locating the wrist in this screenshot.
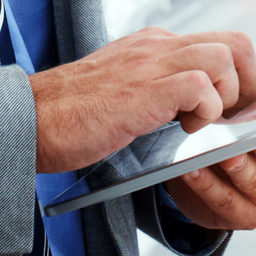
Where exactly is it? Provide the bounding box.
[29,66,69,173]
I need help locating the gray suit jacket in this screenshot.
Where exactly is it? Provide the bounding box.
[0,0,232,255]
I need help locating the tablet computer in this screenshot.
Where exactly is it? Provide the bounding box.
[44,104,256,217]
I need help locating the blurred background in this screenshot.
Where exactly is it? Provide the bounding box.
[102,0,256,255]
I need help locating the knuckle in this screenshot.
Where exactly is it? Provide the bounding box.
[230,31,255,58]
[130,36,169,53]
[231,31,253,50]
[239,176,256,194]
[214,43,233,65]
[122,47,149,64]
[140,26,159,34]
[139,26,173,36]
[196,178,215,193]
[214,192,235,212]
[132,37,156,48]
[187,71,210,90]
[186,71,223,121]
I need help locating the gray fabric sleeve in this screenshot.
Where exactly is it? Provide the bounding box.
[133,186,232,256]
[0,65,37,255]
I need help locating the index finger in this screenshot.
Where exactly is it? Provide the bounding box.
[142,31,256,111]
[220,153,256,204]
[180,32,256,112]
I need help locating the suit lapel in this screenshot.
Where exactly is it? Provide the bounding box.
[52,0,76,63]
[68,0,108,59]
[52,0,108,63]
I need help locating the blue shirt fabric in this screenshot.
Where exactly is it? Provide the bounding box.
[0,0,15,64]
[3,0,34,74]
[7,0,57,72]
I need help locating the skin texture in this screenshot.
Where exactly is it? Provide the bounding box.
[30,28,241,174]
[165,154,256,230]
[29,27,256,231]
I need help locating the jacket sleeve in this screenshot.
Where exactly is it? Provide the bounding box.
[0,65,37,255]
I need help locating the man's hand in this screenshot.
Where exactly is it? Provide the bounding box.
[30,28,256,174]
[164,97,256,231]
[164,153,256,230]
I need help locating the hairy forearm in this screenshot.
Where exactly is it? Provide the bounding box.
[29,61,131,173]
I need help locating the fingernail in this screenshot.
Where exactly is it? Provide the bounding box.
[186,170,200,178]
[229,154,246,171]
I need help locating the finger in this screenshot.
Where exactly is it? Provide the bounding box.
[179,32,256,111]
[182,167,256,230]
[137,31,256,111]
[158,43,239,109]
[220,153,256,203]
[146,70,223,134]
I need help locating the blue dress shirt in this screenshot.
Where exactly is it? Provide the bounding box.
[0,0,15,64]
